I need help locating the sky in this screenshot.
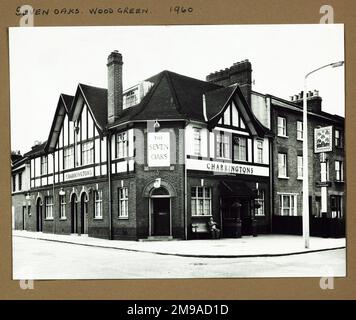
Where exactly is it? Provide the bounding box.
[9,24,344,154]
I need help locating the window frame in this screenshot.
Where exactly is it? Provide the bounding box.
[116,132,128,159]
[193,127,202,156]
[191,186,212,217]
[81,141,94,166]
[94,190,103,219]
[256,139,263,164]
[59,194,66,219]
[41,155,48,175]
[335,160,344,181]
[118,187,129,219]
[18,172,22,191]
[63,146,74,169]
[44,196,54,220]
[233,135,247,162]
[278,194,297,216]
[278,153,288,178]
[297,121,303,141]
[277,116,287,137]
[216,132,230,159]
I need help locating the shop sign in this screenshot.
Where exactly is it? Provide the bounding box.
[147,132,170,167]
[315,126,333,153]
[64,167,94,181]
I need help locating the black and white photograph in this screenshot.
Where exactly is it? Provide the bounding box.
[9,25,345,280]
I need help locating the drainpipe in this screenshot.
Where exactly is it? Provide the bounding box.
[107,132,113,240]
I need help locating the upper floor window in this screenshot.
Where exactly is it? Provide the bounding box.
[216,132,230,159]
[335,160,344,181]
[45,196,54,219]
[82,141,94,165]
[278,153,288,178]
[193,128,201,156]
[256,140,263,163]
[64,146,74,169]
[94,190,103,219]
[297,156,303,179]
[233,136,247,161]
[191,186,211,216]
[41,156,48,175]
[118,187,129,218]
[335,129,343,148]
[297,121,303,141]
[117,132,128,159]
[277,116,287,137]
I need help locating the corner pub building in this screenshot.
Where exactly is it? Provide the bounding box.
[15,51,344,240]
[19,51,273,240]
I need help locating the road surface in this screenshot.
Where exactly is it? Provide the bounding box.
[13,237,346,279]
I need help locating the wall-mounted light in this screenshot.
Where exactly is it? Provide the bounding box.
[153,120,160,129]
[25,193,31,200]
[59,188,66,196]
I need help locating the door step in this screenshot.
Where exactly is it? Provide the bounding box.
[139,236,175,242]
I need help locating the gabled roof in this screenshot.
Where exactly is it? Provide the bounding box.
[69,83,107,131]
[47,94,74,152]
[207,85,270,137]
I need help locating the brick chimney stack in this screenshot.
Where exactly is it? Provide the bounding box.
[107,50,123,124]
[290,89,322,114]
[206,59,252,106]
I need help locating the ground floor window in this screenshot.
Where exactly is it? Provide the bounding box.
[94,190,102,219]
[191,187,211,216]
[278,194,297,216]
[59,195,66,219]
[330,195,343,218]
[118,187,128,218]
[255,190,265,216]
[45,196,54,219]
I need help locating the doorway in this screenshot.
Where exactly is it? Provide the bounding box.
[150,187,171,236]
[70,193,77,233]
[221,197,251,237]
[80,192,89,234]
[36,198,42,232]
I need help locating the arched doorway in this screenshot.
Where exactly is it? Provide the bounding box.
[70,193,78,234]
[36,197,42,232]
[80,192,89,235]
[150,187,171,236]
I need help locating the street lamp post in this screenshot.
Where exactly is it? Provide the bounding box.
[302,61,344,249]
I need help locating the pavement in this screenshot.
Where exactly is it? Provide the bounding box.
[12,230,346,258]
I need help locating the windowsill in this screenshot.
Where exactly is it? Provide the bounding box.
[118,217,129,220]
[44,218,54,221]
[216,157,231,161]
[277,135,289,139]
[278,176,289,180]
[94,217,103,220]
[297,177,303,180]
[59,218,67,221]
[297,138,303,142]
[254,215,265,217]
[334,180,345,183]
